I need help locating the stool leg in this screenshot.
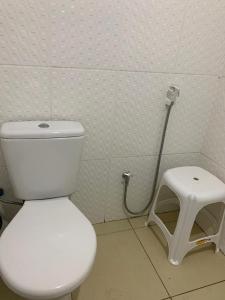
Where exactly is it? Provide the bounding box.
[168,200,198,265]
[215,207,225,253]
[145,181,164,227]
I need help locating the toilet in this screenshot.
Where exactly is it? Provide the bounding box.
[0,121,97,300]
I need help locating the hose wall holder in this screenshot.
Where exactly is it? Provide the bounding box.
[166,86,180,105]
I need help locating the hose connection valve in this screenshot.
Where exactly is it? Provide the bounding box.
[122,171,132,186]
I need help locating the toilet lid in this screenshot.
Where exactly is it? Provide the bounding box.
[0,197,96,299]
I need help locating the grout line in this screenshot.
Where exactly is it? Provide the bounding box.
[131,224,171,297]
[128,216,147,230]
[94,219,225,298]
[0,63,220,78]
[95,228,133,237]
[128,218,134,228]
[129,218,179,230]
[130,221,225,299]
[171,279,225,298]
[29,66,224,79]
[128,212,180,230]
[81,151,200,162]
[94,217,131,225]
[110,151,200,159]
[132,222,214,298]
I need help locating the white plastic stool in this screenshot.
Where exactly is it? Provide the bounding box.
[146,166,225,265]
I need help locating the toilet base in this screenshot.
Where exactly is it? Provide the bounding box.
[28,295,72,300]
[28,291,76,300]
[72,287,80,300]
[56,294,72,300]
[53,287,80,300]
[56,295,71,300]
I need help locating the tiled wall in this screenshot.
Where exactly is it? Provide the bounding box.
[0,1,225,223]
[200,77,225,251]
[201,78,225,182]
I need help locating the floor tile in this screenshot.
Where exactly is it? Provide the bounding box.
[172,281,225,300]
[0,279,25,300]
[75,230,168,300]
[94,219,131,235]
[129,215,148,228]
[135,225,225,296]
[156,211,180,224]
[129,211,179,229]
[164,221,205,238]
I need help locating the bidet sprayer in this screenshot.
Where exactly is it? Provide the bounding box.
[122,86,178,215]
[166,86,180,106]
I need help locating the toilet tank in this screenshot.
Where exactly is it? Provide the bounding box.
[0,121,85,200]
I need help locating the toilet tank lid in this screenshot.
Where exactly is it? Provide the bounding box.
[0,121,85,139]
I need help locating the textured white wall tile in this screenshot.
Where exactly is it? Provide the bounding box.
[106,153,201,221]
[199,154,225,184]
[111,72,218,157]
[0,0,224,225]
[0,0,50,65]
[51,68,116,160]
[71,159,109,224]
[160,153,202,179]
[201,78,225,169]
[112,102,165,157]
[176,0,225,75]
[202,109,225,169]
[215,77,225,103]
[200,78,225,253]
[111,72,173,157]
[50,0,187,72]
[199,154,225,230]
[0,66,51,123]
[164,75,219,154]
[113,72,168,110]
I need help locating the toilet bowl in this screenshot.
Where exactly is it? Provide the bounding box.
[0,197,96,300]
[0,121,97,300]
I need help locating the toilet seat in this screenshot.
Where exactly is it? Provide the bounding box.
[0,197,97,300]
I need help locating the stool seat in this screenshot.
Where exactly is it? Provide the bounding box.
[164,166,225,203]
[146,166,225,265]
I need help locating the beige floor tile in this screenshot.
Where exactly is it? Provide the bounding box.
[172,281,225,300]
[156,211,180,224]
[164,221,205,238]
[0,279,25,300]
[135,225,225,296]
[94,219,131,235]
[75,230,168,300]
[129,211,179,229]
[129,215,148,228]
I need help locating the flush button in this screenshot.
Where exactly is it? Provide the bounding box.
[38,123,50,128]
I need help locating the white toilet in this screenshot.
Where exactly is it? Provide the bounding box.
[0,121,97,300]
